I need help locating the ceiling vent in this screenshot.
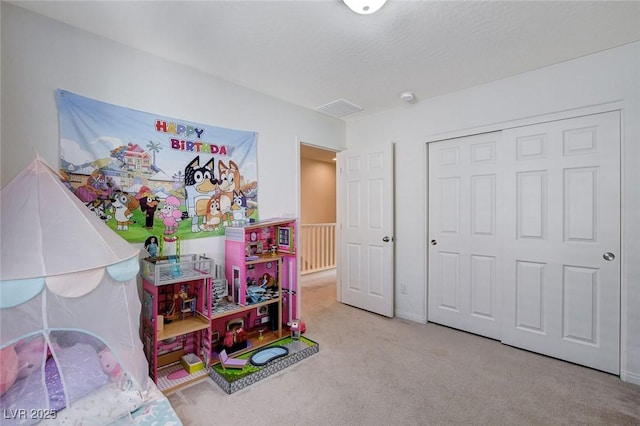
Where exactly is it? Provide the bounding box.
[315,99,363,118]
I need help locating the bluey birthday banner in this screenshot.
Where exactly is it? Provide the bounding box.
[57,89,258,244]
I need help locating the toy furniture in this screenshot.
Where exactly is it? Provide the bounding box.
[180,294,197,319]
[218,349,248,370]
[248,345,289,366]
[290,319,301,340]
[141,254,214,393]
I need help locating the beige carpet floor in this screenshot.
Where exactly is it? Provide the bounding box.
[166,270,640,425]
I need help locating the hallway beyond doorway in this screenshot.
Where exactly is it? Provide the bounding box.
[300,268,336,288]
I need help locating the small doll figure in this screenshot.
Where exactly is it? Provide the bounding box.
[261,273,277,290]
[144,236,159,258]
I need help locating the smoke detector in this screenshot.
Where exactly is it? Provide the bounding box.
[399,92,415,103]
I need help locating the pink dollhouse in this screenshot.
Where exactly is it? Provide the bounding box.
[224,218,299,326]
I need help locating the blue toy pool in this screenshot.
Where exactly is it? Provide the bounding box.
[249,345,289,366]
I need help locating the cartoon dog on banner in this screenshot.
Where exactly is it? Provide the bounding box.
[184,156,218,232]
[218,160,242,226]
[111,191,139,231]
[86,199,112,222]
[200,193,223,232]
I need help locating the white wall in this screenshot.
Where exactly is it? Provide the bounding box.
[300,158,336,224]
[0,3,345,263]
[347,41,640,384]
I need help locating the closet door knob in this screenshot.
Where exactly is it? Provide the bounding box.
[431,239,437,246]
[603,252,615,261]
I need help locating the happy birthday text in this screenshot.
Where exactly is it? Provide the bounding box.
[155,119,228,155]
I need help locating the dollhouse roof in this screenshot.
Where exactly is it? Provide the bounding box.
[0,157,139,304]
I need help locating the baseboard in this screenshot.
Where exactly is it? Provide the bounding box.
[395,310,427,324]
[620,369,640,386]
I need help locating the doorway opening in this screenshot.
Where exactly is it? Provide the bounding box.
[298,143,338,292]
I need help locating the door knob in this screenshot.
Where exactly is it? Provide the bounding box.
[603,252,615,261]
[431,239,437,246]
[383,236,390,242]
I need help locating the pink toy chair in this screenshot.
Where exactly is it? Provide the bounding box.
[219,349,247,370]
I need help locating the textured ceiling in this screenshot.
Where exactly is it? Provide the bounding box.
[10,1,640,121]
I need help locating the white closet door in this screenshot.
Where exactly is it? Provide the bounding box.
[501,111,620,374]
[428,132,503,340]
[427,111,621,374]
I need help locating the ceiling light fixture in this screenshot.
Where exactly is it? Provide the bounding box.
[343,0,388,15]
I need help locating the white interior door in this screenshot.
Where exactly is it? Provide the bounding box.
[427,111,621,374]
[428,132,503,339]
[501,112,620,374]
[338,143,394,317]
